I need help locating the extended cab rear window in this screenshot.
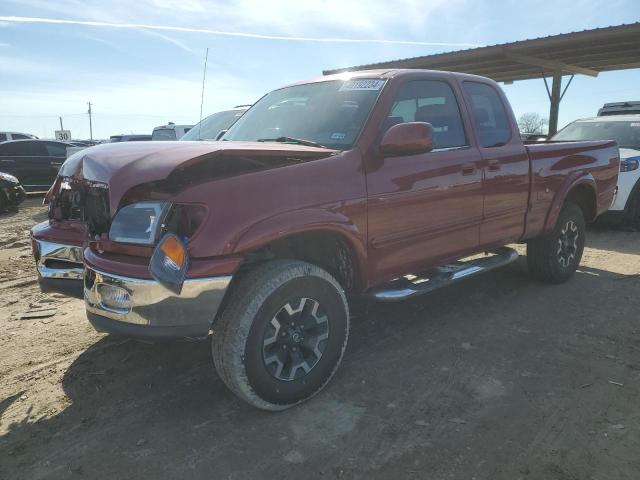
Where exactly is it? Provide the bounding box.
[463,82,512,148]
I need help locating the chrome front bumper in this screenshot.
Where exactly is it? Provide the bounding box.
[34,239,84,280]
[84,267,232,339]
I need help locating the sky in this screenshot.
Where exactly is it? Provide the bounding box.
[0,0,639,140]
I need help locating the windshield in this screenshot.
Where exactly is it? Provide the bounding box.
[222,79,386,150]
[152,128,177,141]
[181,109,245,141]
[552,120,640,149]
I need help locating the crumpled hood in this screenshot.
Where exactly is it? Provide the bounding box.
[59,140,337,215]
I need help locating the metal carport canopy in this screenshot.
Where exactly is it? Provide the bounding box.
[323,23,640,134]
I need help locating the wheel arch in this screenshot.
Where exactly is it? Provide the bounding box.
[544,173,597,233]
[229,209,368,294]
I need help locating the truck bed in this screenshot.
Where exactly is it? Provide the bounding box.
[523,140,619,239]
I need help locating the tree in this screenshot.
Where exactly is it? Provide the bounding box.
[518,112,548,134]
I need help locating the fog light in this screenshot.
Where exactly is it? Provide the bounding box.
[97,284,131,311]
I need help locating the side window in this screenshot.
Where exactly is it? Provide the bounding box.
[13,134,31,140]
[463,82,512,148]
[384,80,467,149]
[44,142,67,157]
[2,142,26,156]
[0,133,7,142]
[26,141,48,156]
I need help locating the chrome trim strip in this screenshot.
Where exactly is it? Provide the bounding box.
[34,239,84,280]
[84,267,232,328]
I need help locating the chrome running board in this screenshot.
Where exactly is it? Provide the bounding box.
[368,247,519,302]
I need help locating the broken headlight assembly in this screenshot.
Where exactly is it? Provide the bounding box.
[108,201,170,245]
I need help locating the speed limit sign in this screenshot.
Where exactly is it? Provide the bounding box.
[55,130,71,141]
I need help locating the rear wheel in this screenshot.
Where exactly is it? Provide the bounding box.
[527,202,585,283]
[212,259,349,410]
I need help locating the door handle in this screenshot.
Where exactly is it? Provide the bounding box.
[1,159,15,163]
[51,162,63,167]
[488,160,501,172]
[461,163,476,176]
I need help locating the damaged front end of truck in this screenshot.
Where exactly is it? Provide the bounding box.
[31,141,338,338]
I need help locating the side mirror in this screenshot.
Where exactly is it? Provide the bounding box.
[380,122,434,156]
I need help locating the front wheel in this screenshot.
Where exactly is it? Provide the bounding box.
[527,201,586,283]
[212,260,349,410]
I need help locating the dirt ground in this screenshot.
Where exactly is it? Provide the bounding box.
[1,197,639,480]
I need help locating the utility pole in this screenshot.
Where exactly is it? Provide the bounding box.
[87,101,93,140]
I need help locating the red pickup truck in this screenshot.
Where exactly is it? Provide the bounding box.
[31,70,619,410]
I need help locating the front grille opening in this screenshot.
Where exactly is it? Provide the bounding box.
[49,178,111,238]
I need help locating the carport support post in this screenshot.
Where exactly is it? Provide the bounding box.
[548,72,562,136]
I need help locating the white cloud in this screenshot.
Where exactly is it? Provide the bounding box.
[0,9,479,47]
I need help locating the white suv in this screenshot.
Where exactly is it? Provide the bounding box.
[552,115,640,226]
[0,132,38,142]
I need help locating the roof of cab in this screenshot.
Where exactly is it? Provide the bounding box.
[284,68,498,89]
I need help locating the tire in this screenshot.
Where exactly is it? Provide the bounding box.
[527,201,586,284]
[211,259,349,411]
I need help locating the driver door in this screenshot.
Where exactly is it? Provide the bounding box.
[366,79,484,285]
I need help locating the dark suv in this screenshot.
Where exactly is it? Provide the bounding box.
[0,140,68,191]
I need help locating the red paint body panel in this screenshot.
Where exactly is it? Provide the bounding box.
[31,220,86,246]
[522,140,619,239]
[34,69,620,295]
[83,248,242,280]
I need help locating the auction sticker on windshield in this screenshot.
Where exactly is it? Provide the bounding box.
[339,79,385,91]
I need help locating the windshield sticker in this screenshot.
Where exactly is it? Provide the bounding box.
[331,133,346,140]
[339,79,385,91]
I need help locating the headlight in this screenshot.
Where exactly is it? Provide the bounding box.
[108,201,170,245]
[0,173,19,184]
[620,157,640,172]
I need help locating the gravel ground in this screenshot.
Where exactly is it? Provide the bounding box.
[1,197,639,480]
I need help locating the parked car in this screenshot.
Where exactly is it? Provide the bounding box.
[552,116,640,226]
[180,106,249,141]
[598,101,640,116]
[0,140,67,191]
[0,131,38,142]
[31,70,618,410]
[109,134,152,143]
[151,123,193,141]
[0,172,26,212]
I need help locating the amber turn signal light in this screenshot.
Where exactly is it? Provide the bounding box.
[160,234,186,270]
[149,233,189,294]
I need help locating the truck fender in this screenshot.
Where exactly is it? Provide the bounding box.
[228,208,368,282]
[543,172,596,234]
